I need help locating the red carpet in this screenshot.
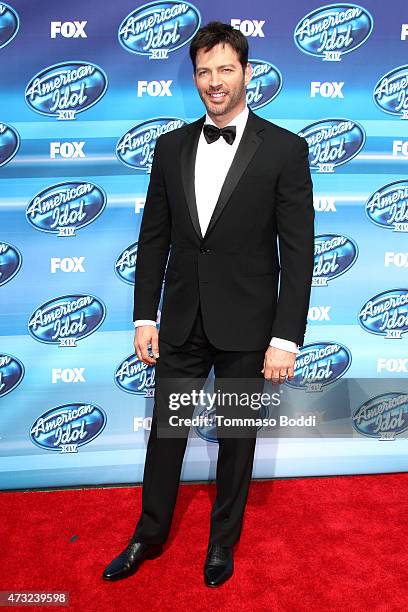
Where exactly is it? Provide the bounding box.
[2,473,408,611]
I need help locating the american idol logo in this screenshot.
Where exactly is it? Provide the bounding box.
[25,61,108,121]
[359,289,408,340]
[299,119,365,172]
[115,353,155,396]
[353,392,408,440]
[0,353,24,398]
[28,294,106,347]
[294,4,373,62]
[26,182,106,237]
[0,122,19,167]
[0,3,19,49]
[373,65,408,120]
[115,242,137,284]
[0,241,22,286]
[30,403,107,452]
[246,59,282,110]
[286,342,352,391]
[116,117,186,172]
[118,1,201,59]
[365,180,408,232]
[313,234,358,286]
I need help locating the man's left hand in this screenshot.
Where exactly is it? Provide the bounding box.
[261,346,296,383]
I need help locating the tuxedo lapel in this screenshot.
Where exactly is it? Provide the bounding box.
[180,115,206,241]
[204,110,264,240]
[180,109,265,243]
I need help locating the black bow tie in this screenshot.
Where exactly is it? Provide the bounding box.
[203,123,236,145]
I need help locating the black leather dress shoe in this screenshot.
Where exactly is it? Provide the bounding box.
[204,544,233,587]
[102,536,163,581]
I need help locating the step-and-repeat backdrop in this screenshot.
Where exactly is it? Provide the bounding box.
[1,0,408,489]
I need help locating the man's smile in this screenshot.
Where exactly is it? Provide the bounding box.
[207,91,228,100]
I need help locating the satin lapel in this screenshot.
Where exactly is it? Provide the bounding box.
[180,115,206,241]
[203,110,264,240]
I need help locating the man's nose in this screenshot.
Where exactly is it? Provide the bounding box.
[208,73,222,88]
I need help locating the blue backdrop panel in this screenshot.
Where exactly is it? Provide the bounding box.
[1,0,408,489]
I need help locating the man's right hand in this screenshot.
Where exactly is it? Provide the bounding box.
[134,325,160,365]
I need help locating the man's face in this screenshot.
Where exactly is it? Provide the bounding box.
[193,42,251,117]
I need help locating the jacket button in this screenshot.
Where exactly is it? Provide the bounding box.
[200,247,211,253]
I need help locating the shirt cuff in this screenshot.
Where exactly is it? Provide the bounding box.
[269,337,299,354]
[134,320,157,327]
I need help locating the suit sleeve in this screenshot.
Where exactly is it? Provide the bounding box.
[271,137,315,347]
[133,136,171,321]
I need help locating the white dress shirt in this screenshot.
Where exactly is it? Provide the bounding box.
[134,105,299,354]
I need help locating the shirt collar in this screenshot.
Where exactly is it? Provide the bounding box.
[204,105,249,138]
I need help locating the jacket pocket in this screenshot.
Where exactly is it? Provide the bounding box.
[240,258,278,277]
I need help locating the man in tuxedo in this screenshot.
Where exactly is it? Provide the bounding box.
[103,21,314,587]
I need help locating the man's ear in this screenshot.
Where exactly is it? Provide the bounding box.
[244,62,252,87]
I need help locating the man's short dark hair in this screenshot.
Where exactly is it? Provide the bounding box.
[189,21,249,72]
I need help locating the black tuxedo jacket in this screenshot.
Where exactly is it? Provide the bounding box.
[133,108,314,351]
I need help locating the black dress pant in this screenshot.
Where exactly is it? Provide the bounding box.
[133,301,267,547]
